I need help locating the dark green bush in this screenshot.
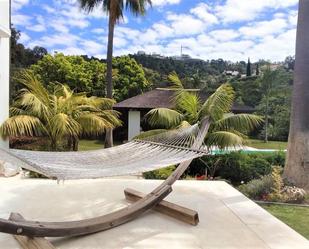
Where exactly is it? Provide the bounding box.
[143,152,284,184]
[217,153,272,184]
[187,152,276,185]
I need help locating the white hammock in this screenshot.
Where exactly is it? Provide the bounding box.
[0,124,208,180]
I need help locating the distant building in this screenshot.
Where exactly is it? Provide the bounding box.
[114,88,255,141]
[151,53,165,59]
[224,70,240,76]
[171,54,192,61]
[137,50,146,55]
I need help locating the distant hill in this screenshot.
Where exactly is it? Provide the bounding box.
[130,54,247,78]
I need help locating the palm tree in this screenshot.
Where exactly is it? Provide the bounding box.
[260,65,278,143]
[284,0,309,189]
[143,73,263,149]
[78,0,152,148]
[0,70,121,151]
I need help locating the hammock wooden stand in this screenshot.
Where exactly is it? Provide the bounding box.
[9,188,199,249]
[0,119,210,249]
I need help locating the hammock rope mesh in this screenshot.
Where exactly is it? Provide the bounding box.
[0,124,209,180]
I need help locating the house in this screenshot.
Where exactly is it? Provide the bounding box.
[0,0,10,148]
[224,70,240,76]
[114,88,255,141]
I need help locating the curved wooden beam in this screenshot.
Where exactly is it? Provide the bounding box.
[0,118,210,238]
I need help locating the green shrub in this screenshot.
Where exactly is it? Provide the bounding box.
[143,166,176,179]
[238,175,273,199]
[146,152,281,184]
[187,152,277,185]
[249,152,285,167]
[217,152,272,184]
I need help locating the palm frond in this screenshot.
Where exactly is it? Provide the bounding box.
[205,131,246,149]
[98,109,122,127]
[214,113,264,133]
[15,70,50,108]
[0,115,46,139]
[15,90,51,120]
[176,92,200,124]
[168,72,184,89]
[87,96,115,109]
[145,108,183,129]
[9,107,27,116]
[199,83,235,121]
[78,113,115,135]
[49,113,81,139]
[126,0,151,15]
[78,0,103,12]
[176,120,192,129]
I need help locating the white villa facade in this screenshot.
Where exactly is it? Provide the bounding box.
[0,0,10,148]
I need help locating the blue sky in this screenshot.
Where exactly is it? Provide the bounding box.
[12,0,298,62]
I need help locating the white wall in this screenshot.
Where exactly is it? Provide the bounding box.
[128,111,141,140]
[0,0,10,148]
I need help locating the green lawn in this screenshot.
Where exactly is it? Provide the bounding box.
[248,139,287,150]
[79,139,105,151]
[261,204,309,239]
[79,139,122,151]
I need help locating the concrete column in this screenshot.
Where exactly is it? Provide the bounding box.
[0,0,10,148]
[128,110,141,140]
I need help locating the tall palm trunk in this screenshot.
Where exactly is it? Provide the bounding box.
[264,94,269,143]
[104,12,115,148]
[284,0,309,190]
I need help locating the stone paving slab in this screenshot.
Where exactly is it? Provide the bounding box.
[0,178,308,249]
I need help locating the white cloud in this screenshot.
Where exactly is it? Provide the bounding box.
[216,0,298,23]
[152,23,174,38]
[55,47,87,55]
[113,36,128,48]
[81,40,105,54]
[151,0,181,7]
[42,5,56,14]
[19,32,30,43]
[50,20,70,33]
[167,13,205,36]
[27,24,46,32]
[92,28,105,34]
[12,14,32,26]
[249,29,296,61]
[190,3,218,25]
[289,10,298,26]
[12,0,29,11]
[26,16,46,32]
[209,29,239,41]
[28,33,80,48]
[239,18,287,38]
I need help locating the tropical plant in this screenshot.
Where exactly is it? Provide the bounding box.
[144,72,263,149]
[78,0,152,148]
[260,65,278,142]
[0,70,121,151]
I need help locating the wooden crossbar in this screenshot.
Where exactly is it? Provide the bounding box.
[124,188,199,225]
[9,213,56,249]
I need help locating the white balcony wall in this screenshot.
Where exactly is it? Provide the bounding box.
[128,110,141,140]
[0,0,10,148]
